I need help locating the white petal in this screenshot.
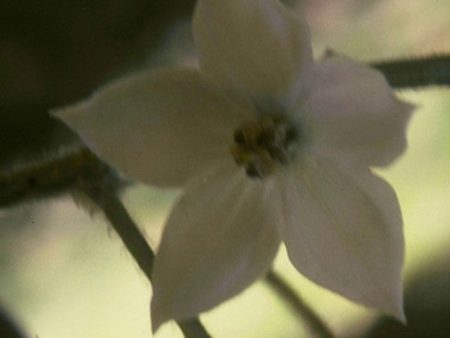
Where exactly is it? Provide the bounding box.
[53,68,252,187]
[151,161,280,331]
[304,55,414,167]
[193,0,313,100]
[273,157,405,320]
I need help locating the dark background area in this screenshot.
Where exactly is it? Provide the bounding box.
[0,0,196,170]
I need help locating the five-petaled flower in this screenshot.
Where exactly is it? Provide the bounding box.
[54,0,414,331]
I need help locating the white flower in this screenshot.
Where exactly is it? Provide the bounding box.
[54,0,414,331]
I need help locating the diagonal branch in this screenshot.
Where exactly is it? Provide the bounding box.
[77,160,211,338]
[265,271,335,338]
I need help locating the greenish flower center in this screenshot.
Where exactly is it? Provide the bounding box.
[230,114,300,179]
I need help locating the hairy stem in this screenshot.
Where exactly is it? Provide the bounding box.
[77,163,211,338]
[1,54,449,208]
[266,271,335,338]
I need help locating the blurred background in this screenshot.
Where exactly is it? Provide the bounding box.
[1,0,449,337]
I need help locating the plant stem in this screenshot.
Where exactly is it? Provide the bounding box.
[371,54,450,88]
[265,271,335,338]
[77,162,211,338]
[1,54,449,208]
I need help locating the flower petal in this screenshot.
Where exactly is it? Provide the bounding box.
[193,0,313,100]
[304,55,414,167]
[53,68,252,187]
[151,161,280,331]
[273,157,405,320]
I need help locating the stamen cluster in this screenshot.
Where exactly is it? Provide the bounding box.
[231,115,299,178]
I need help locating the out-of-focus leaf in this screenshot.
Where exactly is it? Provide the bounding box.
[364,256,450,338]
[0,308,26,338]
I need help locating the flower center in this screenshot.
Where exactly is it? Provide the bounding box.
[230,114,300,179]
